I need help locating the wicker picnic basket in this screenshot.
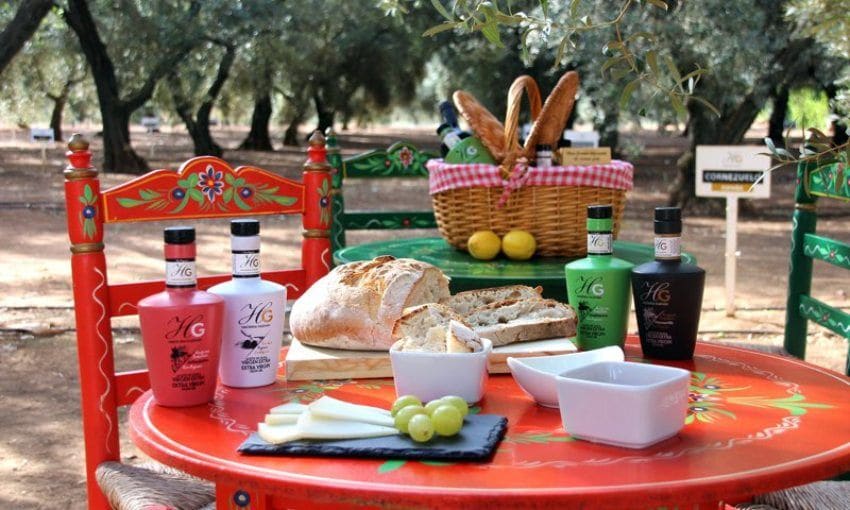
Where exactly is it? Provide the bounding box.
[429,72,633,258]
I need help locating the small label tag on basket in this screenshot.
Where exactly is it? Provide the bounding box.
[557,148,611,165]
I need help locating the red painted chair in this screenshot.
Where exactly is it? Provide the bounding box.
[62,132,333,509]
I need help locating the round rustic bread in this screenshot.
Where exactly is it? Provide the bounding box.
[290,256,451,351]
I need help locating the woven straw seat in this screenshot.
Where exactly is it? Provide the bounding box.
[736,480,850,509]
[95,462,214,510]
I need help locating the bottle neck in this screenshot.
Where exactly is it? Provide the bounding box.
[586,217,613,255]
[654,233,682,261]
[587,231,613,255]
[439,127,462,149]
[231,235,261,278]
[165,258,197,288]
[232,249,261,278]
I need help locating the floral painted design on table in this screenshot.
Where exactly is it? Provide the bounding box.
[101,158,303,222]
[687,371,833,425]
[268,378,393,404]
[78,184,98,239]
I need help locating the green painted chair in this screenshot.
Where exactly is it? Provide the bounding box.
[784,159,850,376]
[325,128,439,255]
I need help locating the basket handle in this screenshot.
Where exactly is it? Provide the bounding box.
[501,75,542,180]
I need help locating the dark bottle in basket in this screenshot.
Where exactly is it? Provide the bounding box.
[631,207,705,360]
[437,101,470,157]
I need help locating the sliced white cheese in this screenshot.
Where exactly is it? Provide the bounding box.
[295,410,399,440]
[264,413,299,426]
[257,422,303,444]
[269,402,307,415]
[307,396,394,427]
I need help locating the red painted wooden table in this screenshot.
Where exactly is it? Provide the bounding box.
[129,338,850,510]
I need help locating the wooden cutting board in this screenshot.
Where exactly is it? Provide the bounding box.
[284,337,576,381]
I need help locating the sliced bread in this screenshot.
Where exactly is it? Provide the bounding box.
[446,320,482,353]
[392,304,480,352]
[464,298,577,346]
[439,285,543,316]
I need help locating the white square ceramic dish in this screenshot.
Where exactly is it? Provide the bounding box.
[556,361,690,448]
[506,346,624,408]
[389,338,493,403]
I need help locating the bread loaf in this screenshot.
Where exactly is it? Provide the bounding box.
[440,285,543,315]
[290,256,451,350]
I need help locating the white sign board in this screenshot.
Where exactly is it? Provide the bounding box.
[29,127,54,143]
[695,146,771,198]
[141,115,160,132]
[564,130,600,148]
[695,145,772,318]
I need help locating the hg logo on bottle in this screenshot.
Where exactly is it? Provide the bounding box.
[165,314,206,340]
[640,281,671,305]
[168,262,194,279]
[577,275,605,298]
[239,301,274,325]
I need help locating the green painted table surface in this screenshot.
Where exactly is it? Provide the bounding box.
[334,237,696,301]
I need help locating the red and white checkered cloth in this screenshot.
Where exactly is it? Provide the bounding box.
[427,159,634,195]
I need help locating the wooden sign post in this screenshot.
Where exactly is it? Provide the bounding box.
[695,146,771,317]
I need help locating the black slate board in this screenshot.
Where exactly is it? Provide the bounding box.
[238,414,507,461]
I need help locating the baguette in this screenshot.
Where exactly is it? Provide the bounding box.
[439,285,543,316]
[464,298,576,346]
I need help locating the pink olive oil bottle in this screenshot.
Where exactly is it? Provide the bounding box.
[138,227,224,407]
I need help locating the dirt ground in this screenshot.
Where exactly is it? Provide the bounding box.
[0,126,847,509]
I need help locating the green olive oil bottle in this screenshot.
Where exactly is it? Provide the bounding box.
[565,205,634,350]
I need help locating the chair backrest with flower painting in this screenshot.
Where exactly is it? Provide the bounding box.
[325,129,439,256]
[63,131,332,509]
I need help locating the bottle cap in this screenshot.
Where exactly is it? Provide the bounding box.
[654,207,682,234]
[164,226,194,244]
[587,205,612,219]
[536,144,552,151]
[438,101,459,126]
[231,219,260,237]
[436,123,451,136]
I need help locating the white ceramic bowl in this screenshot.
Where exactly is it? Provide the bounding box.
[389,338,493,404]
[556,361,690,449]
[506,346,624,408]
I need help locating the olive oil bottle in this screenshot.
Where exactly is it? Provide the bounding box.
[565,205,634,350]
[631,207,705,360]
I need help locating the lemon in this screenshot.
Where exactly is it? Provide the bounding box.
[467,231,501,260]
[501,230,536,260]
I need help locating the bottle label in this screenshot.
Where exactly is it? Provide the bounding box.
[570,272,629,348]
[637,282,677,349]
[220,297,285,386]
[233,251,260,277]
[166,260,196,287]
[443,131,462,149]
[587,233,613,254]
[164,313,210,390]
[655,236,681,259]
[536,152,552,168]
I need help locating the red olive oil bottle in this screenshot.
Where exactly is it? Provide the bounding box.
[631,207,705,360]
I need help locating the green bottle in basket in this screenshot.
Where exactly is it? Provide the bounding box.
[445,136,496,164]
[565,205,634,351]
[437,101,496,164]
